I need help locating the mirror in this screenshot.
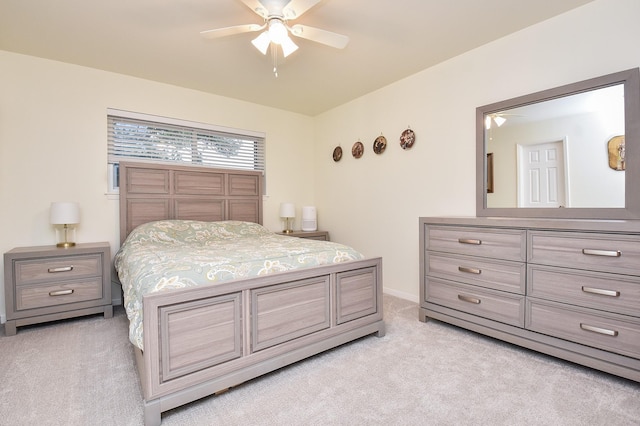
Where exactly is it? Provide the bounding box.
[476,68,640,220]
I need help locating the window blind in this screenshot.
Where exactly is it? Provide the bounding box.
[107,110,265,175]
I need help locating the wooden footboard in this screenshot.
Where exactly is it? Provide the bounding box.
[137,257,384,426]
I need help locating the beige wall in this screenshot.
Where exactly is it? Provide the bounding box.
[1,0,638,321]
[0,52,315,320]
[313,0,640,301]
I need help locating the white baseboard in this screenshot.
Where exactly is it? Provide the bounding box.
[1,314,6,324]
[383,287,419,303]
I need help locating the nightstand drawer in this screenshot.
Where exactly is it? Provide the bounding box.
[300,235,328,241]
[4,242,112,336]
[276,231,329,241]
[425,277,525,327]
[526,299,640,359]
[16,278,104,310]
[425,225,526,262]
[14,254,103,285]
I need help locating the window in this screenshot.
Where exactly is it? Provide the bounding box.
[107,109,265,192]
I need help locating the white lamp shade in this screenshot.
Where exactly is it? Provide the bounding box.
[280,36,299,57]
[279,202,295,218]
[251,31,270,55]
[50,202,80,225]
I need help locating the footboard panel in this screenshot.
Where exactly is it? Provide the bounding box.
[252,276,331,351]
[139,257,384,424]
[336,266,378,324]
[159,293,242,382]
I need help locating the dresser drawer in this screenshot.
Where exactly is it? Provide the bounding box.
[528,265,640,317]
[425,278,525,327]
[16,278,104,311]
[529,231,640,275]
[14,254,103,285]
[526,299,640,359]
[426,225,526,261]
[426,252,525,294]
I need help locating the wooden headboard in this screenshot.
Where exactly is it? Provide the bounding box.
[119,162,263,243]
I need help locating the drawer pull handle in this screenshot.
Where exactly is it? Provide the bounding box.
[458,266,481,275]
[458,239,481,245]
[49,289,74,297]
[580,323,618,337]
[458,294,481,304]
[581,286,620,297]
[48,266,74,273]
[582,249,621,257]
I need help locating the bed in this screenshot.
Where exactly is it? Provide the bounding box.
[115,162,385,426]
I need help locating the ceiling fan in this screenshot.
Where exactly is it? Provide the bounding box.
[200,0,349,75]
[485,112,525,129]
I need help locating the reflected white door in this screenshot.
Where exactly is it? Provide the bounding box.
[518,141,566,208]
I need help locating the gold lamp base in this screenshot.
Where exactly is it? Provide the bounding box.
[57,241,76,248]
[282,217,293,234]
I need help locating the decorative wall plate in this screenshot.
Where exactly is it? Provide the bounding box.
[607,135,625,170]
[332,146,343,162]
[400,128,416,150]
[373,135,387,154]
[352,141,364,158]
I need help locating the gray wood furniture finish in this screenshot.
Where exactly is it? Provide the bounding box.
[119,161,264,243]
[420,217,640,382]
[276,230,330,240]
[119,162,385,426]
[4,242,112,335]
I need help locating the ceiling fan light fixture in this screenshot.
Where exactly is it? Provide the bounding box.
[493,116,507,127]
[201,0,345,76]
[251,31,270,55]
[280,36,299,57]
[268,19,288,45]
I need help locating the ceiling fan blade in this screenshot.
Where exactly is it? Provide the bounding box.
[290,24,349,49]
[200,24,264,39]
[282,0,321,19]
[239,0,269,18]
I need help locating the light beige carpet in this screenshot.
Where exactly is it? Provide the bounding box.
[1,295,638,426]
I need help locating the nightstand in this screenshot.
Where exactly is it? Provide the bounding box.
[3,242,112,336]
[276,230,330,241]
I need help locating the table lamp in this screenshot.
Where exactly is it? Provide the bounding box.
[50,201,80,248]
[279,202,295,234]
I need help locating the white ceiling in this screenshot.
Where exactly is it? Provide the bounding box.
[0,0,595,116]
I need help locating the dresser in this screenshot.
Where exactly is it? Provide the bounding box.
[419,217,640,382]
[4,242,112,335]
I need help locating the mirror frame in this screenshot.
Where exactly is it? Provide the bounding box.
[476,68,640,220]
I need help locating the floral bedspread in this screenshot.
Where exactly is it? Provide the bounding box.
[114,220,364,349]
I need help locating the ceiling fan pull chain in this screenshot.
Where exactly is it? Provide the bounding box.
[272,44,279,78]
